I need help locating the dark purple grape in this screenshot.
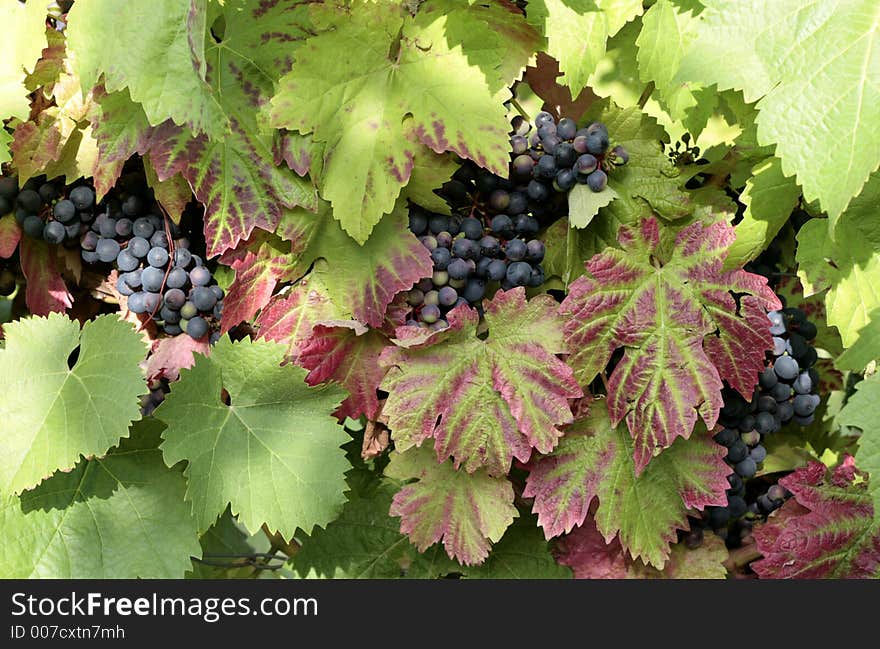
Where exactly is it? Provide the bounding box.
[43,221,66,244]
[487,259,507,281]
[190,266,211,286]
[505,239,527,261]
[164,287,186,309]
[53,200,76,224]
[447,258,470,280]
[461,217,483,240]
[23,215,45,239]
[186,316,209,339]
[557,117,577,140]
[526,240,545,262]
[141,266,165,292]
[554,169,577,192]
[554,142,577,167]
[576,154,598,175]
[147,246,169,268]
[490,214,514,238]
[431,246,451,269]
[191,286,217,311]
[121,194,142,217]
[132,217,154,239]
[489,189,510,211]
[438,286,458,306]
[527,180,549,202]
[421,304,441,324]
[116,249,139,272]
[506,261,531,286]
[166,267,188,289]
[96,238,121,263]
[480,235,501,257]
[128,236,150,259]
[586,169,608,192]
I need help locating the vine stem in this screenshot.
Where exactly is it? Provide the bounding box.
[510,97,531,122]
[262,524,300,557]
[637,82,655,109]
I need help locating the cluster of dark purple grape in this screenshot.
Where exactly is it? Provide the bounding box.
[510,111,628,197]
[0,174,222,341]
[406,204,545,329]
[700,306,820,545]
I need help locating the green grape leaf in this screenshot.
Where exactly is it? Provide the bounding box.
[527,0,643,98]
[0,419,201,579]
[560,217,780,472]
[293,481,461,579]
[796,178,880,350]
[524,400,729,568]
[0,0,48,123]
[838,374,880,519]
[725,157,801,269]
[555,516,729,578]
[0,314,147,495]
[676,0,880,220]
[269,3,510,243]
[399,148,458,216]
[568,183,619,229]
[156,336,350,536]
[380,288,581,476]
[187,507,275,579]
[67,0,224,138]
[385,447,518,566]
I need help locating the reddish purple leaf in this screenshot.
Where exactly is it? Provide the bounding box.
[19,237,72,316]
[0,215,21,259]
[559,217,780,473]
[145,334,211,382]
[753,458,880,579]
[381,288,581,476]
[255,278,338,361]
[221,245,292,334]
[555,517,729,579]
[298,321,388,420]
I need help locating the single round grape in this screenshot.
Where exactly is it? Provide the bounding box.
[514,215,539,237]
[757,394,777,413]
[116,249,139,272]
[409,208,428,235]
[508,192,528,215]
[512,154,534,178]
[506,261,531,287]
[407,288,424,307]
[793,394,817,417]
[417,278,433,292]
[586,169,608,192]
[556,117,577,141]
[429,214,449,235]
[53,199,77,224]
[174,247,192,268]
[166,267,188,289]
[180,301,198,320]
[132,217,155,239]
[759,366,778,389]
[161,306,181,324]
[96,238,121,263]
[750,445,767,463]
[64,223,80,240]
[505,239,527,262]
[740,430,761,446]
[421,304,441,324]
[554,142,577,167]
[554,169,577,192]
[148,246,169,268]
[793,413,815,426]
[436,231,453,249]
[526,180,550,202]
[186,316,209,340]
[123,269,142,289]
[528,265,545,288]
[23,215,45,239]
[535,154,557,180]
[490,214,514,238]
[141,266,165,292]
[735,457,757,478]
[420,235,437,251]
[111,218,132,238]
[772,336,786,356]
[478,236,500,258]
[17,189,41,212]
[737,413,756,432]
[757,494,775,514]
[128,291,148,314]
[81,250,99,263]
[447,257,472,280]
[128,236,150,258]
[461,217,483,240]
[774,355,800,380]
[510,135,528,155]
[800,346,818,368]
[432,270,449,286]
[190,266,211,286]
[463,278,485,303]
[726,440,748,463]
[755,411,775,435]
[121,195,143,217]
[439,286,458,306]
[793,372,813,395]
[116,275,134,297]
[475,257,493,279]
[151,231,169,249]
[69,185,94,211]
[164,287,187,309]
[0,177,18,200]
[43,220,66,244]
[487,259,507,281]
[526,240,545,263]
[452,238,479,260]
[431,246,451,269]
[423,290,440,306]
[537,123,557,139]
[79,210,94,224]
[768,485,787,502]
[489,189,510,212]
[713,428,738,447]
[776,400,794,422]
[191,286,217,311]
[585,122,609,154]
[534,111,555,128]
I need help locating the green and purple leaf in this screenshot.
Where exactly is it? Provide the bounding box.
[524,400,729,568]
[0,215,21,259]
[19,238,72,316]
[380,288,582,476]
[385,447,518,567]
[753,458,880,579]
[220,244,293,334]
[559,217,779,472]
[255,277,339,361]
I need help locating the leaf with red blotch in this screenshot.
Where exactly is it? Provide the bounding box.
[221,243,294,334]
[524,400,728,568]
[559,217,780,473]
[0,215,21,259]
[145,335,211,382]
[752,458,880,579]
[299,321,388,420]
[555,517,728,579]
[385,446,518,566]
[279,201,434,328]
[90,87,152,199]
[380,288,581,476]
[19,238,72,316]
[255,276,339,361]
